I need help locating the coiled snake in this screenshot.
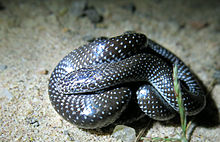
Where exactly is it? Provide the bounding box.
[48,32,206,129]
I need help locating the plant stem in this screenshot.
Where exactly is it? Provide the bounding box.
[173,64,188,142]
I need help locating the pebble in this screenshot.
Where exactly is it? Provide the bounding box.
[38,69,49,75]
[70,0,103,23]
[112,125,136,142]
[189,21,209,30]
[84,6,103,24]
[64,130,75,141]
[0,88,13,101]
[82,34,96,42]
[0,64,7,71]
[213,70,220,84]
[26,117,40,127]
[0,2,5,11]
[121,3,136,13]
[70,0,88,17]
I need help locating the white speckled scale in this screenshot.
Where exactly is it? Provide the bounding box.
[48,32,206,129]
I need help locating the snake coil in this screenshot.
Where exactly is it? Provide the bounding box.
[48,32,206,129]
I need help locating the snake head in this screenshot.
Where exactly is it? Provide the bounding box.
[57,67,103,94]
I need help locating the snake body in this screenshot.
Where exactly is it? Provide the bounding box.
[48,32,206,129]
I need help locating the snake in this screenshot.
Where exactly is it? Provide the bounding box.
[48,32,206,129]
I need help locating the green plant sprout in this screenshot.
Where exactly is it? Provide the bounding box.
[140,64,189,142]
[173,64,188,142]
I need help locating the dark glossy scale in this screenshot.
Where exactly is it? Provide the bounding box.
[48,32,206,129]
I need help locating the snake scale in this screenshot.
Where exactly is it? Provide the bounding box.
[48,32,206,129]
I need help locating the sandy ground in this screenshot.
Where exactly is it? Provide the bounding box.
[0,0,220,141]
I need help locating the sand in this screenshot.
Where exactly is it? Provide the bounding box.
[0,0,219,141]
